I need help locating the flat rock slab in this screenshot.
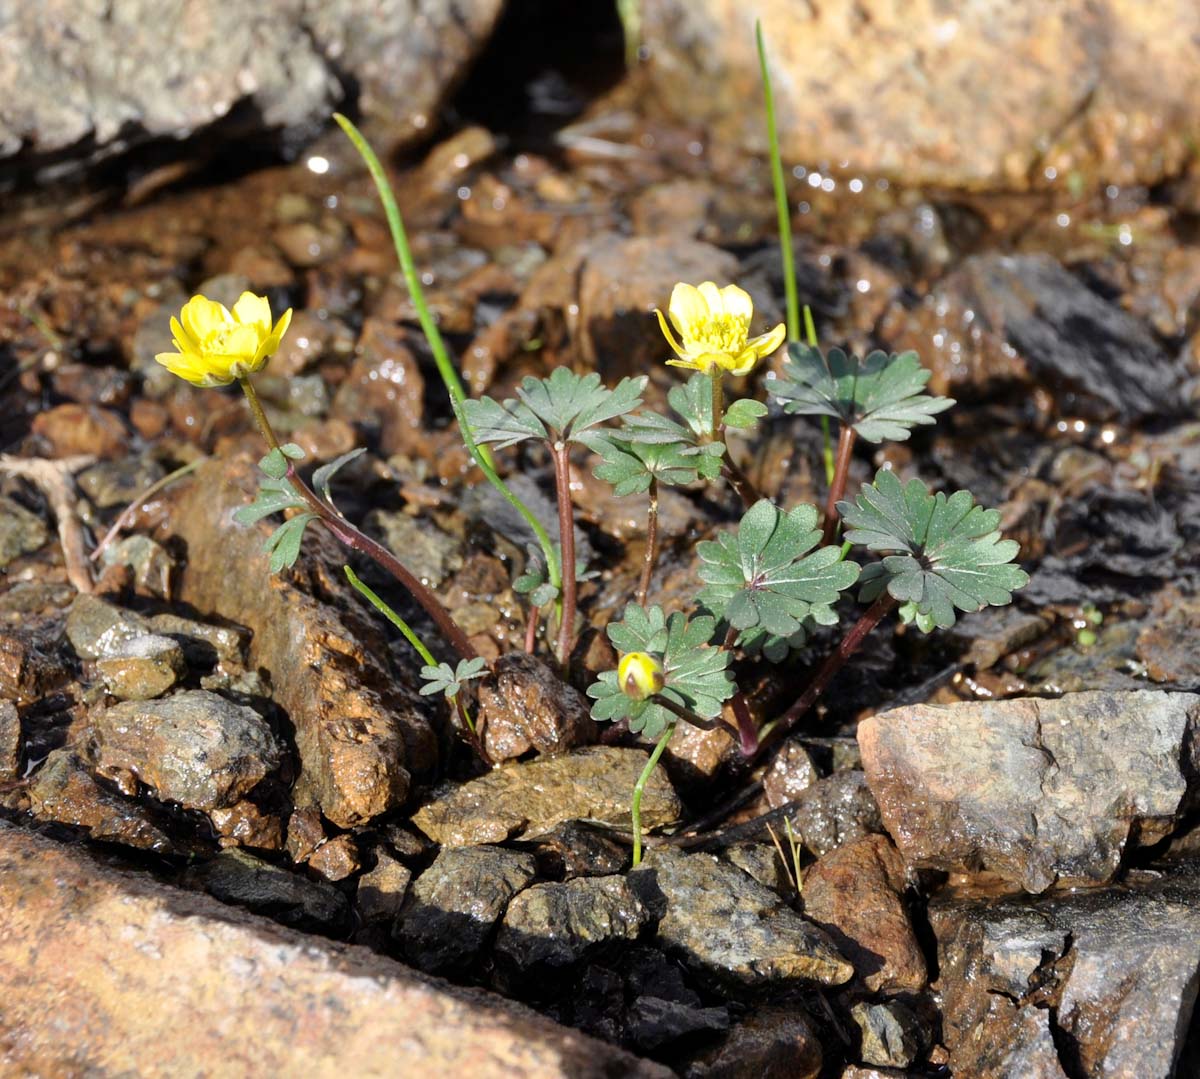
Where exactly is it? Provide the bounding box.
[859,690,1200,892]
[931,862,1200,1079]
[412,746,682,847]
[0,823,668,1078]
[630,847,853,990]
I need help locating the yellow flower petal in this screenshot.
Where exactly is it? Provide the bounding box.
[231,291,272,333]
[668,282,709,338]
[665,357,702,371]
[170,315,198,351]
[719,284,754,324]
[655,308,687,359]
[691,353,727,374]
[696,281,725,316]
[746,322,786,359]
[726,348,760,377]
[181,296,230,342]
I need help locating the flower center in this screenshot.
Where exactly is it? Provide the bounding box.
[698,314,748,353]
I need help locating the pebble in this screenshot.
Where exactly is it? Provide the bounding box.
[94,633,186,700]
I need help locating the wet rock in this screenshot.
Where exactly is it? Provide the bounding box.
[521,820,629,880]
[627,995,730,1053]
[859,691,1200,892]
[98,535,176,599]
[26,749,175,852]
[65,593,152,660]
[0,700,18,779]
[0,624,71,705]
[850,1001,926,1070]
[307,834,360,882]
[332,319,426,456]
[365,509,464,588]
[186,849,347,931]
[931,863,1200,1079]
[285,806,326,864]
[1,1,506,184]
[209,801,283,851]
[478,652,596,762]
[495,876,648,978]
[0,825,666,1079]
[90,689,282,814]
[412,746,682,847]
[77,456,165,509]
[356,849,412,923]
[801,835,926,993]
[146,612,247,668]
[948,606,1051,671]
[782,770,883,858]
[94,633,186,700]
[640,0,1200,193]
[167,454,429,827]
[723,843,789,895]
[630,847,853,990]
[763,741,819,809]
[683,1006,822,1079]
[0,497,48,566]
[30,403,128,457]
[396,845,537,973]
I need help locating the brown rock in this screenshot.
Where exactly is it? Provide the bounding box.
[166,455,432,827]
[308,835,361,882]
[93,633,186,700]
[356,849,412,923]
[31,402,129,458]
[763,741,819,809]
[0,823,668,1078]
[479,652,595,762]
[332,318,426,456]
[684,1005,822,1079]
[640,0,1200,193]
[0,699,20,779]
[210,801,283,851]
[801,835,926,994]
[286,807,327,864]
[782,770,883,858]
[412,746,682,848]
[859,691,1200,892]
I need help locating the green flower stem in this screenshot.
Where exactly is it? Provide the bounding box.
[635,477,660,607]
[551,441,578,668]
[343,565,436,665]
[237,377,478,661]
[90,456,206,562]
[821,423,857,547]
[757,20,798,344]
[803,307,836,486]
[333,113,561,596]
[632,719,676,866]
[758,591,898,755]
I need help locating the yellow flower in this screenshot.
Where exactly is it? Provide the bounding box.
[618,651,666,701]
[655,281,785,377]
[155,292,293,388]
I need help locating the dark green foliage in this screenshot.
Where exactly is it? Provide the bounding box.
[592,435,715,496]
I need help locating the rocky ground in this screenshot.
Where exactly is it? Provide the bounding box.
[2,3,1200,1077]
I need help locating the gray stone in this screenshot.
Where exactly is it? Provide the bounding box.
[0,497,48,567]
[931,863,1200,1079]
[365,509,464,588]
[478,652,596,763]
[396,845,537,973]
[91,689,282,813]
[0,700,18,780]
[147,611,248,666]
[185,849,347,931]
[98,535,176,599]
[781,770,883,858]
[94,633,186,700]
[859,690,1200,892]
[850,1001,926,1070]
[65,593,152,660]
[630,847,853,990]
[629,996,730,1054]
[683,1005,822,1079]
[411,746,682,847]
[77,457,164,508]
[0,823,669,1078]
[495,876,648,976]
[763,741,820,809]
[1,0,505,184]
[356,850,412,924]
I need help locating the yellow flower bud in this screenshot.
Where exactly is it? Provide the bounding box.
[155,292,293,388]
[618,651,665,701]
[654,281,785,377]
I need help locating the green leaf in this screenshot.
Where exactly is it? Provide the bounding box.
[462,395,546,449]
[592,433,709,495]
[697,500,859,649]
[312,448,367,504]
[279,442,306,460]
[839,468,1029,631]
[233,482,306,525]
[419,656,489,699]
[723,398,768,431]
[513,544,595,605]
[259,449,290,480]
[589,604,735,738]
[771,345,954,443]
[263,512,317,573]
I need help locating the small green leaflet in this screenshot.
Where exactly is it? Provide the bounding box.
[592,434,717,496]
[258,442,306,479]
[587,605,734,739]
[697,499,860,643]
[840,468,1029,632]
[312,448,366,504]
[513,545,595,607]
[462,367,646,451]
[234,447,315,574]
[770,344,953,443]
[419,657,490,700]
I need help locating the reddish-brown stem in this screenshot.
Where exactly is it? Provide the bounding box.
[551,441,578,668]
[721,457,762,508]
[719,625,759,756]
[287,465,478,662]
[757,591,898,760]
[652,695,722,731]
[524,607,539,653]
[821,423,857,547]
[636,478,659,607]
